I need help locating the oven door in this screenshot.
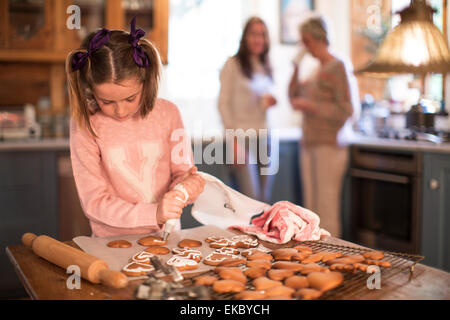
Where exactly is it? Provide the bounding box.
[350,168,420,253]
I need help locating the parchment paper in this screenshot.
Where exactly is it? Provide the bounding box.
[73,225,265,280]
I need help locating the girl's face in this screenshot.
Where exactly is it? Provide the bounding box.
[93,78,143,121]
[246,22,268,56]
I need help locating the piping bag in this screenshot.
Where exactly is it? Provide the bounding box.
[162,183,189,241]
[163,172,270,240]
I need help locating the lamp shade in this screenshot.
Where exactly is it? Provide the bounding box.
[356,0,450,77]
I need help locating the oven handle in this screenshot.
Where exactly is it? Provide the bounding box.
[350,168,410,184]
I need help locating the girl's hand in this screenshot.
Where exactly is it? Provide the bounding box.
[156,189,186,225]
[178,167,205,203]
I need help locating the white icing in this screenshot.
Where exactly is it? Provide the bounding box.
[215,247,239,255]
[166,256,198,267]
[231,235,258,247]
[204,252,239,263]
[132,251,154,264]
[172,248,202,260]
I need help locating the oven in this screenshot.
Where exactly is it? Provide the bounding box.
[349,146,422,254]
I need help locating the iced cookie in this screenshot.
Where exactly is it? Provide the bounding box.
[122,262,154,277]
[166,256,199,271]
[132,251,154,264]
[138,235,167,246]
[172,248,202,262]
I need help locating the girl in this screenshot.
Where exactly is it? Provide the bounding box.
[218,16,277,203]
[66,18,204,237]
[288,16,360,237]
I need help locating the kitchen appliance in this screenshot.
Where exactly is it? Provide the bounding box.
[0,105,41,140]
[349,147,422,254]
[405,102,436,131]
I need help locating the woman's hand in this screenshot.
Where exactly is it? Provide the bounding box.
[177,166,205,204]
[156,189,186,225]
[262,93,277,110]
[290,97,317,114]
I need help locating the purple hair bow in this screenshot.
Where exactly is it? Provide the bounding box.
[129,16,149,68]
[72,28,111,72]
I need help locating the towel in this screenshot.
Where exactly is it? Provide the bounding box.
[229,201,330,244]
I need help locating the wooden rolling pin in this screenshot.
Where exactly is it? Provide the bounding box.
[22,233,128,289]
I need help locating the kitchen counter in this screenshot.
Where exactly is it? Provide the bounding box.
[349,134,450,154]
[1,129,450,154]
[6,232,450,300]
[0,138,70,151]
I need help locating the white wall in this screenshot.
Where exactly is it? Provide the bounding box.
[159,0,352,134]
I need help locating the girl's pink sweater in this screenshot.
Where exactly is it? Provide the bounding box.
[70,98,193,237]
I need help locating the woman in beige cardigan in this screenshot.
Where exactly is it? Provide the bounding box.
[288,16,360,237]
[218,17,277,202]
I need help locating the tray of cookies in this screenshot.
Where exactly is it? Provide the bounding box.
[72,225,269,280]
[176,240,424,300]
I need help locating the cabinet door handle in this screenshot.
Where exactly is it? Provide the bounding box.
[429,179,440,190]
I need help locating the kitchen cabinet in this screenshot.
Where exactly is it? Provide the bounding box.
[0,0,169,120]
[421,152,450,272]
[0,150,58,298]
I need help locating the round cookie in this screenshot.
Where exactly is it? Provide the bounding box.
[144,246,170,255]
[362,250,384,260]
[271,248,298,261]
[329,263,354,273]
[267,269,294,281]
[203,252,241,266]
[247,252,273,261]
[166,256,199,271]
[301,252,326,264]
[217,267,247,283]
[264,285,295,298]
[244,267,267,279]
[307,271,344,292]
[107,240,132,248]
[325,254,365,266]
[172,248,202,262]
[363,259,391,268]
[218,257,247,267]
[235,290,266,300]
[293,245,313,254]
[284,275,309,289]
[246,259,272,270]
[252,277,282,291]
[299,263,329,275]
[214,247,240,255]
[272,261,304,272]
[213,280,245,293]
[194,275,219,286]
[138,235,167,246]
[291,252,311,262]
[230,235,258,248]
[321,252,344,263]
[295,288,323,300]
[178,239,202,248]
[132,251,154,264]
[122,262,154,276]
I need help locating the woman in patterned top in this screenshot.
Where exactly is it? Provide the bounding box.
[288,16,360,237]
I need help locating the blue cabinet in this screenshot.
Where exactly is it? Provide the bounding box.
[421,153,450,272]
[0,151,58,298]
